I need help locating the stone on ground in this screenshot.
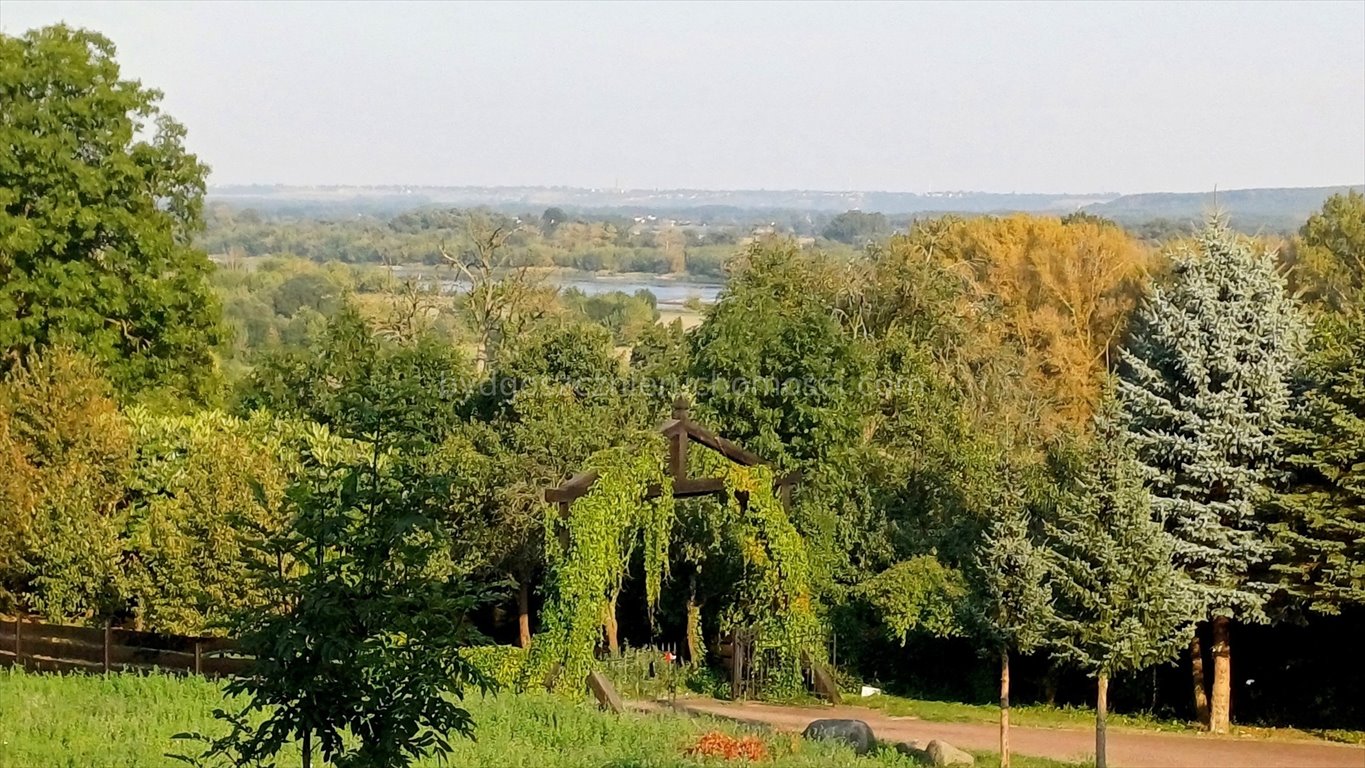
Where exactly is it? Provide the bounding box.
[801,718,877,755]
[926,739,975,766]
[894,740,932,763]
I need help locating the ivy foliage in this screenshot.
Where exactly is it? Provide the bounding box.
[532,445,825,696]
[719,464,825,697]
[532,445,673,690]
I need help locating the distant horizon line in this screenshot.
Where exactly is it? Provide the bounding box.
[205,182,1364,197]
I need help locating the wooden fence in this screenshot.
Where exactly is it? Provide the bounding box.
[0,619,251,678]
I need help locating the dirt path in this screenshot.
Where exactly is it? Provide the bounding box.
[648,698,1365,768]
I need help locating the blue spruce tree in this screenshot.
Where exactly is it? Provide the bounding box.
[1046,388,1198,768]
[1117,219,1303,733]
[1271,308,1365,614]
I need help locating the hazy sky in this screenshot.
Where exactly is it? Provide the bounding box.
[5,1,1364,192]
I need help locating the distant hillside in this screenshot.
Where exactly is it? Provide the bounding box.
[1083,185,1363,232]
[207,184,1118,216]
[206,183,1362,230]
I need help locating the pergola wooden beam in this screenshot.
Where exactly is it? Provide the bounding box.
[545,471,600,503]
[544,396,800,506]
[546,471,801,504]
[660,418,763,468]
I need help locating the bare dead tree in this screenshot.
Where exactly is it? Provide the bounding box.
[439,211,550,373]
[373,251,442,343]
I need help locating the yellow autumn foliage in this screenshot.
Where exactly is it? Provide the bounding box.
[893,214,1151,437]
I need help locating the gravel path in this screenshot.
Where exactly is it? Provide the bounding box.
[643,698,1365,768]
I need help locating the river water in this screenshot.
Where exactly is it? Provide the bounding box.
[433,275,723,306]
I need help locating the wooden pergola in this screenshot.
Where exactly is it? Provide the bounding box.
[542,396,839,705]
[543,396,801,511]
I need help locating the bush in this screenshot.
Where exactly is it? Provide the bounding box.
[460,645,530,692]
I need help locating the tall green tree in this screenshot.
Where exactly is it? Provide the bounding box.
[1117,220,1304,733]
[689,240,879,587]
[970,466,1052,768]
[0,25,224,400]
[185,329,489,768]
[237,304,473,446]
[822,209,889,245]
[1285,191,1365,313]
[1271,309,1365,614]
[1045,393,1198,768]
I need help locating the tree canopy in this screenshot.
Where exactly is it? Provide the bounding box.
[0,26,223,401]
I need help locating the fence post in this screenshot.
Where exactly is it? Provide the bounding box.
[730,630,744,701]
[194,640,202,676]
[103,623,111,673]
[14,619,20,663]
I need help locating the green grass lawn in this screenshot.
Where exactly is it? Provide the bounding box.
[0,669,1087,768]
[856,693,1365,745]
[858,694,1194,733]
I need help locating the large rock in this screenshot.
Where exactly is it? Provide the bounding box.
[894,740,932,763]
[926,739,975,766]
[801,718,876,755]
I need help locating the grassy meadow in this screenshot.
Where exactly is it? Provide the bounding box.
[0,670,1091,768]
[857,694,1365,745]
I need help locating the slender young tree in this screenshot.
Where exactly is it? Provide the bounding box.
[1117,219,1304,733]
[971,466,1053,768]
[1045,391,1199,768]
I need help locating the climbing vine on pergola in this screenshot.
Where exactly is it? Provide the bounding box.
[529,397,819,692]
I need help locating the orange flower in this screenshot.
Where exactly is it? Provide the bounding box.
[685,731,770,761]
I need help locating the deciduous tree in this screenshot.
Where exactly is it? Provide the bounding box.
[1285,191,1365,313]
[0,349,131,622]
[0,26,224,401]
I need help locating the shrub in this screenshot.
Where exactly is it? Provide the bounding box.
[460,645,530,692]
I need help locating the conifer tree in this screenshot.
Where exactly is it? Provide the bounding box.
[1271,309,1365,613]
[1116,220,1303,733]
[1046,391,1198,768]
[971,465,1052,768]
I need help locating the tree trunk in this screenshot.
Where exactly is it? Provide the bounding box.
[1043,667,1059,707]
[302,729,311,768]
[1000,649,1011,768]
[1096,673,1109,768]
[1190,628,1211,728]
[517,579,532,649]
[685,577,702,664]
[605,590,620,656]
[1210,616,1232,734]
[476,329,492,374]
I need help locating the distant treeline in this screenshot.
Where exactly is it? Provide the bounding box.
[199,191,1346,276]
[198,204,762,275]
